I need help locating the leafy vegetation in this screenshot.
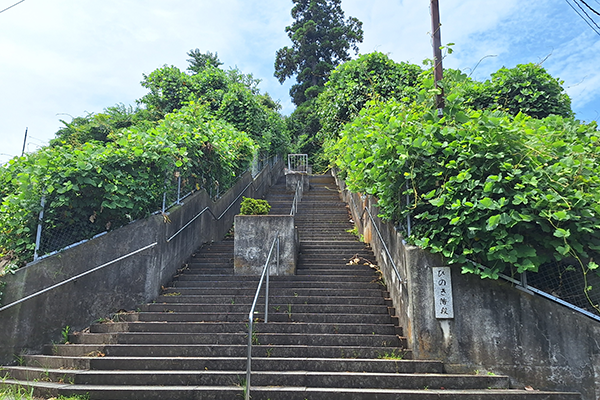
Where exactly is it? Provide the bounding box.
[0,52,289,267]
[463,63,573,119]
[239,197,271,215]
[323,56,600,302]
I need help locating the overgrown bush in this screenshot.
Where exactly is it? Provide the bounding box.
[326,66,600,289]
[0,103,256,265]
[239,197,271,215]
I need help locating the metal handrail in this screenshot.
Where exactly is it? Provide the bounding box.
[246,233,279,400]
[349,194,403,285]
[166,158,280,243]
[0,242,158,313]
[290,180,302,216]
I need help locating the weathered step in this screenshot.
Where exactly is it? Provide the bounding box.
[153,294,389,305]
[89,321,400,335]
[116,311,398,324]
[160,287,386,297]
[172,271,377,281]
[169,280,384,289]
[140,303,392,315]
[12,357,435,374]
[0,379,582,400]
[68,332,404,347]
[4,368,511,389]
[43,344,412,359]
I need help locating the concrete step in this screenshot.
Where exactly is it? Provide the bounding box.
[43,344,413,359]
[14,357,433,373]
[4,367,512,389]
[89,321,401,335]
[168,280,384,290]
[159,287,386,297]
[140,303,392,315]
[153,294,389,305]
[0,379,582,400]
[68,332,404,347]
[120,311,398,324]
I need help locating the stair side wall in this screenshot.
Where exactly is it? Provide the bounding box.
[335,172,598,400]
[0,160,284,365]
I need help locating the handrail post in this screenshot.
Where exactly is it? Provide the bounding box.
[245,314,253,400]
[265,250,270,324]
[245,232,279,400]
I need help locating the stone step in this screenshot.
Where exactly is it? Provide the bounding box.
[5,368,512,390]
[43,344,413,359]
[168,280,384,289]
[0,379,582,400]
[67,332,405,347]
[89,321,400,336]
[153,294,389,305]
[120,312,398,324]
[16,357,431,373]
[140,303,392,315]
[160,287,386,297]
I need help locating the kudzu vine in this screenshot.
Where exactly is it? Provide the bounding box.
[326,64,600,312]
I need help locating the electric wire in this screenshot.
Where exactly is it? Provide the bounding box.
[573,0,600,32]
[565,0,600,36]
[578,0,600,16]
[0,0,25,14]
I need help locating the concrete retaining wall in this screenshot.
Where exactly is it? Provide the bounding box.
[234,215,297,276]
[335,173,600,400]
[0,159,283,365]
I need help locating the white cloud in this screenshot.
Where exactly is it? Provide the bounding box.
[0,0,599,164]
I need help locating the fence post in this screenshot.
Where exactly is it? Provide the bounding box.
[33,195,46,261]
[176,172,181,204]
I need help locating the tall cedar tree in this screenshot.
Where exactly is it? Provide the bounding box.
[274,0,363,106]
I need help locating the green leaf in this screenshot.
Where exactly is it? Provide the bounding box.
[553,228,570,238]
[487,214,501,231]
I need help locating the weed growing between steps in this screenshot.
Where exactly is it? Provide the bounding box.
[1,374,89,400]
[377,349,407,360]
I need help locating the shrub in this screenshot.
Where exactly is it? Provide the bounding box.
[240,197,271,215]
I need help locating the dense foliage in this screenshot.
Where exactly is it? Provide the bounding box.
[318,52,423,141]
[0,53,289,266]
[463,63,573,119]
[239,197,271,215]
[324,58,600,288]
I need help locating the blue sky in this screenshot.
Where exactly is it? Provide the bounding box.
[1,0,599,164]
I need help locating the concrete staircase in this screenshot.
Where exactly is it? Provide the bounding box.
[1,175,581,399]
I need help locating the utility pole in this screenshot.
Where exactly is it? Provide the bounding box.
[430,0,444,116]
[21,127,28,157]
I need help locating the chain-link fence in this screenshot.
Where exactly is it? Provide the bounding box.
[33,154,280,261]
[518,259,600,318]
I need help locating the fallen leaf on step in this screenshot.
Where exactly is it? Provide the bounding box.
[525,386,535,391]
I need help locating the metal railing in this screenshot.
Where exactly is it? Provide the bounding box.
[287,153,308,173]
[0,242,158,313]
[290,180,303,216]
[246,233,280,400]
[349,193,403,285]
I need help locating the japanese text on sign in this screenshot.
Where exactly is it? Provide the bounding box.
[433,267,454,319]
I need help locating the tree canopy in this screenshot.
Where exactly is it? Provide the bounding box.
[1,51,290,266]
[274,0,363,106]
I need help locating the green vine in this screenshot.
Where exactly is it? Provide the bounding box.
[325,64,600,312]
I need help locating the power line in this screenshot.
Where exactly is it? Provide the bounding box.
[0,0,25,14]
[565,0,600,36]
[573,0,600,32]
[578,0,600,16]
